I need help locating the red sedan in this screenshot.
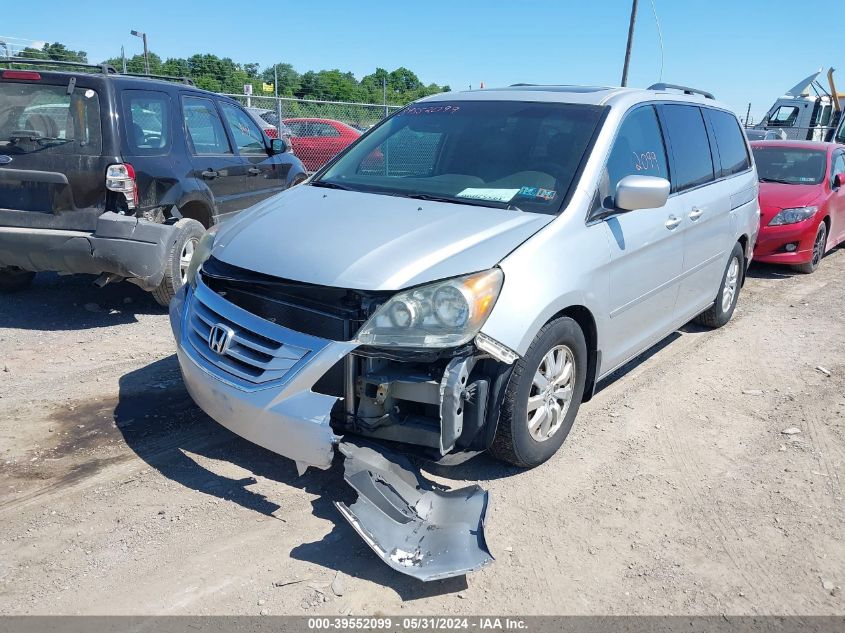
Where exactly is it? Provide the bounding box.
[751,141,845,273]
[283,118,361,172]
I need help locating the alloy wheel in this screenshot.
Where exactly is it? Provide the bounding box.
[721,256,740,313]
[526,345,576,442]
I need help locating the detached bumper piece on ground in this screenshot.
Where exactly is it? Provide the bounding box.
[336,439,493,582]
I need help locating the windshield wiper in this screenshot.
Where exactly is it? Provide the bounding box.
[759,177,793,184]
[310,180,352,191]
[403,192,525,212]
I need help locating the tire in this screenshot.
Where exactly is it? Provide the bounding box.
[0,267,35,293]
[695,241,744,329]
[489,317,588,468]
[151,218,206,307]
[793,221,827,274]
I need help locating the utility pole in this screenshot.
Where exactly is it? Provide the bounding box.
[745,103,752,127]
[621,0,639,87]
[130,30,149,74]
[120,46,127,74]
[275,64,284,142]
[382,76,388,118]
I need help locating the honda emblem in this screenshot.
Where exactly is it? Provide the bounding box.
[208,323,235,355]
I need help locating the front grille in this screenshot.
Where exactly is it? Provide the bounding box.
[186,280,312,387]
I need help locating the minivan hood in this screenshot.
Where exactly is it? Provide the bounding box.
[212,185,553,290]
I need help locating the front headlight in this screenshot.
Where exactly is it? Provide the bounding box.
[768,206,818,226]
[356,269,504,348]
[185,225,220,287]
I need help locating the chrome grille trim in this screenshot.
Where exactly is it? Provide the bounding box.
[183,276,334,391]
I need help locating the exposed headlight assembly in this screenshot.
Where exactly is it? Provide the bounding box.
[356,269,504,348]
[768,206,818,226]
[185,224,220,287]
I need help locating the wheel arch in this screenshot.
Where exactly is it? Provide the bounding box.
[544,305,599,403]
[176,199,214,229]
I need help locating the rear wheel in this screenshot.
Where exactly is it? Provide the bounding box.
[695,241,744,329]
[793,221,827,274]
[489,317,587,468]
[151,218,205,307]
[0,267,35,293]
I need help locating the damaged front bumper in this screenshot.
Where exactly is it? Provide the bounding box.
[0,211,174,289]
[170,278,494,579]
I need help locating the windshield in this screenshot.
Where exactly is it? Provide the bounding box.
[0,81,102,155]
[752,146,826,185]
[315,100,605,215]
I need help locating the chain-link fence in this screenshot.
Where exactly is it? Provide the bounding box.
[224,94,402,172]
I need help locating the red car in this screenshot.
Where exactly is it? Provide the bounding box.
[751,140,845,273]
[283,118,361,172]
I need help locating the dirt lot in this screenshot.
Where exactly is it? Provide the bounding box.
[0,251,843,616]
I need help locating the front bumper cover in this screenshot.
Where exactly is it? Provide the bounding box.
[0,211,174,289]
[170,282,493,580]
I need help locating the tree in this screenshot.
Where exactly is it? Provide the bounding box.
[16,42,87,63]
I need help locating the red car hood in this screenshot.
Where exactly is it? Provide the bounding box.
[758,182,825,225]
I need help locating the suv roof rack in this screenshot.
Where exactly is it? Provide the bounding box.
[648,83,715,100]
[120,72,194,86]
[1,57,117,74]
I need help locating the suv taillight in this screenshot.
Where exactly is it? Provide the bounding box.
[106,163,138,210]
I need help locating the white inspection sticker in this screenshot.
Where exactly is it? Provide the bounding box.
[455,188,520,203]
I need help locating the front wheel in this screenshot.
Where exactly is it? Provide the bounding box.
[489,317,587,468]
[793,221,827,274]
[695,241,744,329]
[0,267,35,293]
[151,218,206,307]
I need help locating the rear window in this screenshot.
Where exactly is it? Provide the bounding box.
[707,109,751,177]
[660,104,715,192]
[123,90,170,155]
[0,81,102,155]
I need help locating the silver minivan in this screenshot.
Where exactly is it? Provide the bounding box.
[169,84,759,579]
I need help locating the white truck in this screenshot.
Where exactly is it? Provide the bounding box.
[755,68,842,141]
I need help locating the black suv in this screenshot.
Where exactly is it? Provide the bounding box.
[0,61,307,305]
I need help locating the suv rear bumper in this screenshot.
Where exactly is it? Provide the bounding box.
[0,212,173,290]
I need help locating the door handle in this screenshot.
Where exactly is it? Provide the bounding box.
[201,169,218,179]
[665,215,682,230]
[689,207,704,221]
[247,167,261,176]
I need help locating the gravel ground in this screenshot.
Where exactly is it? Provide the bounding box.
[0,251,843,616]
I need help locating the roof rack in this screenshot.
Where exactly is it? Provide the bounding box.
[1,57,116,74]
[648,83,714,100]
[120,72,194,86]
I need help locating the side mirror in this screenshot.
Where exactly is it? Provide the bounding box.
[269,138,287,155]
[834,173,843,189]
[615,175,671,211]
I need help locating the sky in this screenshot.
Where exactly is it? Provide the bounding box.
[2,0,842,121]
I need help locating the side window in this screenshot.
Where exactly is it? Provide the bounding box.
[123,90,170,154]
[707,109,751,177]
[220,103,267,155]
[768,105,799,127]
[832,153,845,186]
[182,96,231,155]
[660,105,715,192]
[602,105,669,204]
[286,121,305,136]
[311,122,341,138]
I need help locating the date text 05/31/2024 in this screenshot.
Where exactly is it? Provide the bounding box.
[307,617,529,630]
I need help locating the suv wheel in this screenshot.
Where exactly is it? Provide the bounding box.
[695,241,744,328]
[793,221,827,274]
[0,267,36,293]
[151,218,206,307]
[489,317,587,468]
